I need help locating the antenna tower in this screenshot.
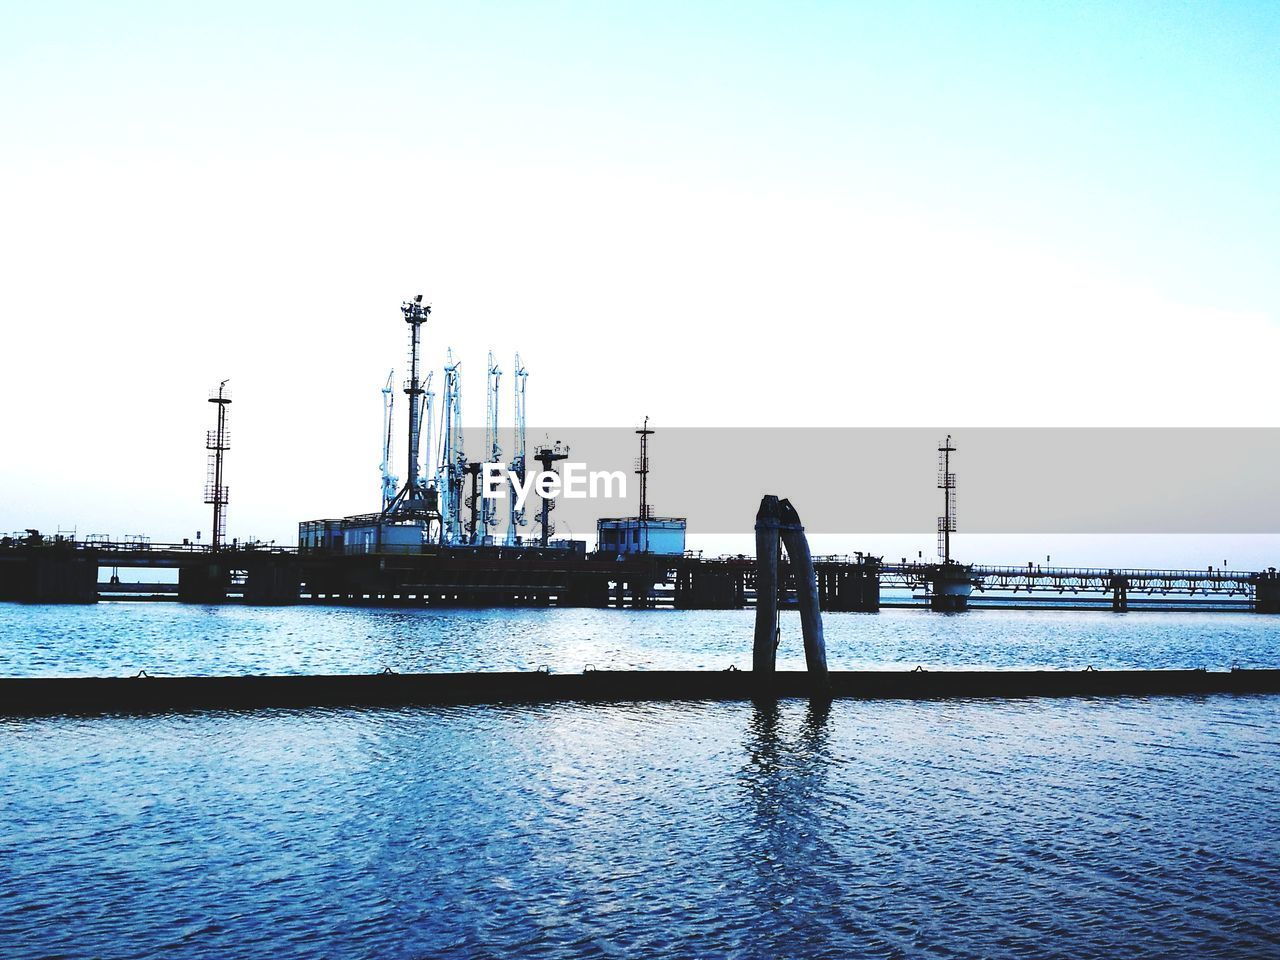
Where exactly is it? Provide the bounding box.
[204,380,231,550]
[937,435,956,563]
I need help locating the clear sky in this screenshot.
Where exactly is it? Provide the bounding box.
[2,1,1278,561]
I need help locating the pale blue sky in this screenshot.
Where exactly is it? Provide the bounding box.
[6,1,1276,309]
[2,1,1278,556]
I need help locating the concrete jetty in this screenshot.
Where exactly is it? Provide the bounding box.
[2,668,1277,716]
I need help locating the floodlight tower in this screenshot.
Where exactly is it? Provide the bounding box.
[481,351,502,539]
[534,440,570,547]
[204,380,231,550]
[937,435,956,563]
[383,294,436,518]
[506,354,528,545]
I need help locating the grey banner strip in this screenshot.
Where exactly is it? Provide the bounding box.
[441,428,1280,535]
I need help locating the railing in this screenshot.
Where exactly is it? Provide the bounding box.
[874,560,1264,596]
[0,538,297,556]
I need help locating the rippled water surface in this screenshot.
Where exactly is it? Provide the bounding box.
[2,602,1278,676]
[2,604,1278,958]
[2,698,1278,959]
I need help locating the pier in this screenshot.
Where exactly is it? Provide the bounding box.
[2,535,1278,613]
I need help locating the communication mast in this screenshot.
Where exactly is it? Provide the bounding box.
[506,354,528,545]
[636,417,654,522]
[204,380,231,550]
[937,435,956,563]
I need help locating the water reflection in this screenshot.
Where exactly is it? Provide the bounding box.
[738,699,871,952]
[3,699,1279,959]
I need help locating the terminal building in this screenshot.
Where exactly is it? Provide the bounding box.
[594,418,686,557]
[596,517,686,556]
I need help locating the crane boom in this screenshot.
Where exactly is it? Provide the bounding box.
[506,354,528,545]
[380,370,397,510]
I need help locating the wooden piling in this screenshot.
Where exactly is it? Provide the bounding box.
[754,495,828,684]
[753,496,781,672]
[777,499,828,678]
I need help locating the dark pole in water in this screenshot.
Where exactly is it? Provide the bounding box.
[778,498,828,678]
[753,496,781,672]
[754,495,828,681]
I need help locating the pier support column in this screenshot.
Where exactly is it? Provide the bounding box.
[0,552,99,603]
[179,563,230,604]
[817,559,880,612]
[929,561,972,612]
[562,573,610,608]
[629,579,655,609]
[243,559,301,605]
[674,564,744,610]
[1110,575,1129,612]
[1255,570,1280,614]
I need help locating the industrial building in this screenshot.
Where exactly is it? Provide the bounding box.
[298,295,683,560]
[594,419,686,557]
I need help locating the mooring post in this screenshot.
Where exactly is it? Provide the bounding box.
[753,496,781,672]
[753,495,829,686]
[777,498,828,678]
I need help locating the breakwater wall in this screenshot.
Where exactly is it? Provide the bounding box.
[3,668,1277,716]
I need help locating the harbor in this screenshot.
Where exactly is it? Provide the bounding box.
[5,3,1280,958]
[3,296,1278,616]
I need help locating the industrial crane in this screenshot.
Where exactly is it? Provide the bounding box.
[506,354,528,545]
[439,349,465,545]
[379,370,398,510]
[420,370,435,502]
[481,351,502,540]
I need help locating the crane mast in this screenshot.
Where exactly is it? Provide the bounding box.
[506,354,528,545]
[379,370,398,510]
[420,370,435,502]
[439,349,465,545]
[481,351,502,540]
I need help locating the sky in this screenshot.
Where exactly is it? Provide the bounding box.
[2,1,1279,564]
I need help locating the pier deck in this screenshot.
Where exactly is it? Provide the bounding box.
[2,538,1278,612]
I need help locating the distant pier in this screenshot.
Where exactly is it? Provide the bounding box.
[1,536,1278,613]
